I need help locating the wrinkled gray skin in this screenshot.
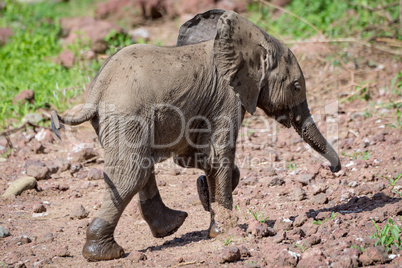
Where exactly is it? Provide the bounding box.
[51,10,341,261]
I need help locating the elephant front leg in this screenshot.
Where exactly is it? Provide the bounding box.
[205,163,239,238]
[139,168,188,238]
[197,165,240,212]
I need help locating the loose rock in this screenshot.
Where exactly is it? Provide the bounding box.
[276,249,298,267]
[70,204,89,220]
[11,235,32,245]
[292,187,306,201]
[0,225,10,238]
[295,174,314,186]
[358,246,387,266]
[128,251,147,263]
[70,147,99,163]
[312,193,328,205]
[87,168,104,180]
[267,176,285,186]
[294,214,308,227]
[13,89,34,105]
[33,203,47,213]
[220,246,241,263]
[274,218,293,232]
[26,165,48,180]
[55,246,70,257]
[247,222,276,238]
[2,176,37,197]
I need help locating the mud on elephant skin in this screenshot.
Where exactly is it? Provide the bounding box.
[51,9,341,261]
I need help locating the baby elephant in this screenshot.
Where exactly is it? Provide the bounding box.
[51,9,341,261]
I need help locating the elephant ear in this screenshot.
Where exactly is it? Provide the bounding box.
[214,11,278,114]
[176,9,225,46]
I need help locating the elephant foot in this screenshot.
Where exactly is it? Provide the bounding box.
[208,220,223,238]
[140,193,188,238]
[82,217,125,261]
[208,203,238,238]
[197,175,210,211]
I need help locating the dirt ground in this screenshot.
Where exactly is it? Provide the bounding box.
[1,8,402,268]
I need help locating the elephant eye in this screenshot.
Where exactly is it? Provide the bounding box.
[293,81,301,93]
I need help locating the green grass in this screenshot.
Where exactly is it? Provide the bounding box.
[350,244,366,252]
[247,0,400,40]
[370,217,402,252]
[383,173,402,196]
[287,162,296,170]
[342,151,371,160]
[248,209,269,223]
[0,0,107,129]
[295,242,308,253]
[223,235,233,246]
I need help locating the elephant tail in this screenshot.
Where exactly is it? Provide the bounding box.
[51,103,96,140]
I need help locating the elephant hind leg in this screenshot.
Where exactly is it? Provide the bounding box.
[83,167,150,261]
[139,168,188,238]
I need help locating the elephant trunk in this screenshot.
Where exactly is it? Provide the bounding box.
[290,101,341,173]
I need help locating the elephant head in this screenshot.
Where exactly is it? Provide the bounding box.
[177,10,341,172]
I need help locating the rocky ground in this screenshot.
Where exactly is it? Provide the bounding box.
[1,1,402,267]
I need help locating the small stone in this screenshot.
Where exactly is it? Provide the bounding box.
[312,183,328,195]
[292,187,306,201]
[247,222,276,238]
[33,203,46,213]
[40,232,54,243]
[22,113,42,124]
[220,247,241,263]
[267,176,284,186]
[312,193,328,205]
[59,49,75,68]
[294,214,308,227]
[304,235,321,247]
[315,211,332,221]
[13,89,34,105]
[91,40,108,53]
[87,168,103,180]
[55,245,70,257]
[128,251,147,263]
[239,246,250,258]
[70,162,82,175]
[348,181,358,188]
[358,246,387,266]
[242,176,258,186]
[27,165,48,180]
[273,218,293,232]
[295,174,314,186]
[45,161,59,174]
[273,230,286,243]
[2,176,37,197]
[169,168,181,176]
[0,27,13,45]
[297,248,326,267]
[71,147,98,163]
[12,235,32,245]
[54,158,71,172]
[276,249,298,267]
[70,204,89,220]
[0,225,10,238]
[35,129,55,144]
